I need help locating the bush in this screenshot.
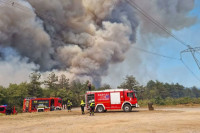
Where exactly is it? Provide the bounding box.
[165,97,176,105]
[138,97,200,106]
[138,100,150,106]
[155,96,165,105]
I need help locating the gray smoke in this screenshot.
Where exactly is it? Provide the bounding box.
[134,0,196,35]
[0,0,196,87]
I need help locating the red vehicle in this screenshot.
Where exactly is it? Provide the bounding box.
[0,105,17,115]
[85,89,139,112]
[23,97,62,112]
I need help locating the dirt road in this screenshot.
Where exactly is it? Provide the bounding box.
[1,107,200,133]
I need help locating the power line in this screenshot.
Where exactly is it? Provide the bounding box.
[132,46,180,60]
[181,46,200,70]
[180,58,200,82]
[134,45,200,82]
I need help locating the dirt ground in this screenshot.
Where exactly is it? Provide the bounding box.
[1,106,200,133]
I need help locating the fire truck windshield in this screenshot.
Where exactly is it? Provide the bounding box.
[127,92,134,98]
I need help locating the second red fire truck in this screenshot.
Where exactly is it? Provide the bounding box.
[85,89,139,112]
[23,97,62,112]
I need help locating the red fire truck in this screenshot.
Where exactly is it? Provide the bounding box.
[0,105,17,115]
[85,89,139,112]
[23,97,62,112]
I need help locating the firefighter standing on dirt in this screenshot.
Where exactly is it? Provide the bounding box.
[67,100,72,112]
[80,100,85,115]
[90,100,95,116]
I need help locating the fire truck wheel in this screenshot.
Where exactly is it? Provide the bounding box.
[96,105,104,113]
[123,104,131,112]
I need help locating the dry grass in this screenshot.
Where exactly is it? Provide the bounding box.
[1,107,200,133]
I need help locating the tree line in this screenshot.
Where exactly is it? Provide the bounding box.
[0,73,200,112]
[118,75,200,106]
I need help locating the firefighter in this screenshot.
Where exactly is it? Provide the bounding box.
[67,100,72,112]
[88,81,91,91]
[89,100,95,116]
[80,100,85,115]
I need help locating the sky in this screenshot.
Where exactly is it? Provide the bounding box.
[102,0,200,88]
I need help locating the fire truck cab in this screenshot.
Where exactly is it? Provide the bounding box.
[85,89,139,112]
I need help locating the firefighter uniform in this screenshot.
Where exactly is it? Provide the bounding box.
[80,100,85,114]
[90,102,95,116]
[67,100,72,112]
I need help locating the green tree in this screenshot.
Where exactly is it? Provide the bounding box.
[0,86,6,104]
[6,83,30,112]
[58,74,69,90]
[146,80,156,90]
[118,75,139,90]
[29,72,43,97]
[98,84,111,90]
[70,80,84,105]
[156,81,170,99]
[44,72,58,91]
[191,86,200,98]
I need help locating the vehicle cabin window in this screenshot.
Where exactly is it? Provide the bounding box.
[0,107,5,111]
[32,100,49,109]
[38,100,49,108]
[127,92,134,98]
[58,100,62,103]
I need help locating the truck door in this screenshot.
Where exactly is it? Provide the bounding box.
[110,92,121,109]
[125,92,134,102]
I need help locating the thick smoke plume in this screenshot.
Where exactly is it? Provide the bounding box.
[0,0,196,87]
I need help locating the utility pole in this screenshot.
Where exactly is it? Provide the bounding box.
[181,46,200,70]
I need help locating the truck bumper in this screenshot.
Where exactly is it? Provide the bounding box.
[55,107,62,110]
[132,103,139,108]
[37,108,44,112]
